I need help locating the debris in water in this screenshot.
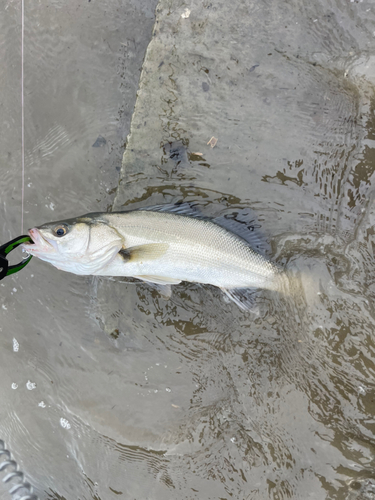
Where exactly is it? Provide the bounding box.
[358,385,367,395]
[161,140,190,169]
[60,418,71,429]
[207,136,218,148]
[13,338,19,352]
[181,8,191,18]
[26,380,36,390]
[92,135,107,147]
[162,141,189,164]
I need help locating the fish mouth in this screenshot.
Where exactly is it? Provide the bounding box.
[28,229,36,244]
[21,228,54,254]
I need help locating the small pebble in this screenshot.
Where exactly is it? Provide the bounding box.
[181,8,190,18]
[60,418,71,429]
[13,338,19,352]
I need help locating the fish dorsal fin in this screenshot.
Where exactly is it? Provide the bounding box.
[134,275,181,285]
[138,202,206,219]
[214,210,271,256]
[119,243,169,262]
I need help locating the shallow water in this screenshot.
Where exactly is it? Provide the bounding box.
[1,0,375,499]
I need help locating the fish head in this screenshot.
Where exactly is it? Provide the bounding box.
[22,214,124,275]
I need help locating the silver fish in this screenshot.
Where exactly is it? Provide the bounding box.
[22,204,283,310]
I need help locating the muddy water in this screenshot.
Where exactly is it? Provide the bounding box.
[0,1,157,498]
[1,0,375,499]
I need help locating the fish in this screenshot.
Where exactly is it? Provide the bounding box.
[21,203,284,310]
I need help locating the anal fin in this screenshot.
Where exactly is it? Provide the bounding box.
[135,275,182,299]
[221,287,258,311]
[134,275,181,286]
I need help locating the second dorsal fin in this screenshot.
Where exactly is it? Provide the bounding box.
[214,209,271,256]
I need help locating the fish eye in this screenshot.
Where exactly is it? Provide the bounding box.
[53,224,68,237]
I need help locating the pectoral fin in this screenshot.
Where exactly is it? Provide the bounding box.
[119,243,169,263]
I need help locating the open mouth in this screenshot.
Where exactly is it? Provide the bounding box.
[28,228,37,244]
[27,230,36,244]
[21,228,53,254]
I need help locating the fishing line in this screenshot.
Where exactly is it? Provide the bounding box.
[21,0,25,233]
[0,5,37,499]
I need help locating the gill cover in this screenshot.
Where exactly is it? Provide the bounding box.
[24,216,124,275]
